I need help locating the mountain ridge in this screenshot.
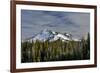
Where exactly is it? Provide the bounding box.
[23,29,80,42]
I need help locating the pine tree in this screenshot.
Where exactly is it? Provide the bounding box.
[86,33,90,59]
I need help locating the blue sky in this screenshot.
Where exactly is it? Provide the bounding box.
[21,9,90,40]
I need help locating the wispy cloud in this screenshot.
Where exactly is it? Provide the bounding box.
[21,10,90,40]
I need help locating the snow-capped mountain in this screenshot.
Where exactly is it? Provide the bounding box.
[26,29,79,42]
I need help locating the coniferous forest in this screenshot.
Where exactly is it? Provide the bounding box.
[21,33,90,63]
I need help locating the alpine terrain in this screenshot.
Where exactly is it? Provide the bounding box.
[26,29,79,42]
[21,29,90,63]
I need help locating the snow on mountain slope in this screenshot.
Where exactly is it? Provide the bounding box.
[32,29,54,42]
[57,34,71,40]
[26,29,79,42]
[50,33,71,42]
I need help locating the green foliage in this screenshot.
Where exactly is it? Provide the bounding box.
[21,42,33,63]
[21,33,90,63]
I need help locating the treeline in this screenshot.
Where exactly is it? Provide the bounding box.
[21,33,90,63]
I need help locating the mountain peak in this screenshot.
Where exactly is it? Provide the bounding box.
[42,28,49,32]
[27,29,79,42]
